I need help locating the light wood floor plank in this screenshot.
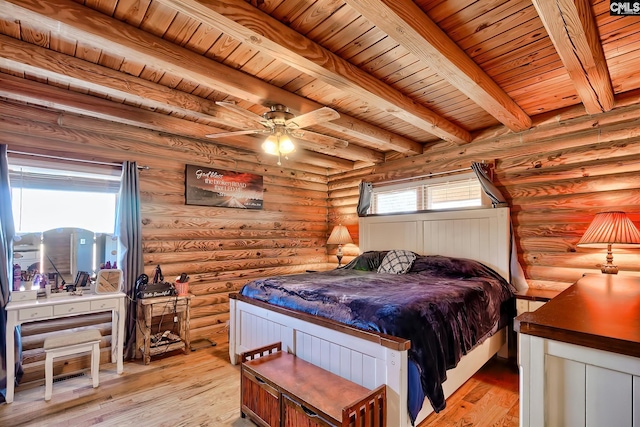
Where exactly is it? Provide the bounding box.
[0,330,519,427]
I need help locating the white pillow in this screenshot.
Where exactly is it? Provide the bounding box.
[377,250,416,274]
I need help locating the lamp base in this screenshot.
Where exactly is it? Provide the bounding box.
[336,244,344,268]
[601,246,618,274]
[601,263,618,274]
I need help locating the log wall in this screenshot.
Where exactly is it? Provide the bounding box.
[7,90,640,382]
[0,99,332,382]
[329,92,640,291]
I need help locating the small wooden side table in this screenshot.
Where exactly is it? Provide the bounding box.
[136,294,192,364]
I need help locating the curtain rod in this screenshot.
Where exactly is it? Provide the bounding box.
[7,150,149,170]
[370,166,472,187]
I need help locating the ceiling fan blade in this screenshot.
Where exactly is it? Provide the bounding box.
[290,129,348,149]
[206,129,268,138]
[215,101,272,127]
[285,107,340,129]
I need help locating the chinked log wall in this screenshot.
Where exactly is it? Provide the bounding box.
[0,99,332,383]
[329,91,640,291]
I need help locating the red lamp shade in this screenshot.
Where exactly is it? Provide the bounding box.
[577,211,640,274]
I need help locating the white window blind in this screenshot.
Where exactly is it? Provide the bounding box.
[371,173,486,215]
[373,189,418,214]
[427,178,482,209]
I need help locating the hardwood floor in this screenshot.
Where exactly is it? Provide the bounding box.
[0,331,519,426]
[420,358,519,427]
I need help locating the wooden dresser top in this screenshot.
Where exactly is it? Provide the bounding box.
[514,274,640,358]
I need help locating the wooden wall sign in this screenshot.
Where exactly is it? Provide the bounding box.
[185,164,263,209]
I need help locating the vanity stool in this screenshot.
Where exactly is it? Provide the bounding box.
[43,329,101,401]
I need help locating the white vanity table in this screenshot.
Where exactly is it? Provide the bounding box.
[5,291,126,403]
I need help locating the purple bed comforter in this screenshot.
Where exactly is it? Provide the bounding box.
[240,252,514,420]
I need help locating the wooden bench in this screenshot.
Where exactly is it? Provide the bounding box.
[240,342,386,427]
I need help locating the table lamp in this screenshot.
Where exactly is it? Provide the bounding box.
[327,224,353,267]
[577,211,640,274]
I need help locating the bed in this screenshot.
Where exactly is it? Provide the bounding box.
[229,207,513,426]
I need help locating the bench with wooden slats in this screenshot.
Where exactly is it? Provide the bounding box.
[240,342,386,427]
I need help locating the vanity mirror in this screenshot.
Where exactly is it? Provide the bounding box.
[13,228,118,291]
[95,269,123,293]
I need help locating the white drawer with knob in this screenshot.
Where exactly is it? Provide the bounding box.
[53,301,91,316]
[91,299,118,310]
[18,306,53,321]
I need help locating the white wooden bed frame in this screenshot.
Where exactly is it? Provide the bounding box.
[229,207,511,426]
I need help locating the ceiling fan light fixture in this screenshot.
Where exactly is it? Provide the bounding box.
[262,128,295,161]
[212,103,340,163]
[262,135,279,155]
[278,135,295,154]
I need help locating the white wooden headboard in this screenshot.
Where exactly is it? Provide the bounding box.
[359,207,511,281]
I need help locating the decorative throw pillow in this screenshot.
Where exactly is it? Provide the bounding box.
[377,250,417,274]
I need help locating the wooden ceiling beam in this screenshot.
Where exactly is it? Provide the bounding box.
[342,0,532,132]
[156,0,472,144]
[0,0,421,156]
[0,73,355,171]
[0,35,258,129]
[0,34,379,162]
[532,0,614,114]
[318,119,422,155]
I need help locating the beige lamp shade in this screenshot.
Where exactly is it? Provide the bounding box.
[577,211,640,274]
[327,225,353,245]
[327,224,352,267]
[577,212,640,248]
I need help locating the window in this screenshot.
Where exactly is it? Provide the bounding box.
[371,173,487,215]
[426,178,483,210]
[375,189,418,214]
[10,158,122,289]
[9,159,121,234]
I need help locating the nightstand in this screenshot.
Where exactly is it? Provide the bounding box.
[514,288,561,316]
[136,294,192,364]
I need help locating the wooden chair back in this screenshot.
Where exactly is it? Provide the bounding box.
[342,384,386,427]
[240,342,282,363]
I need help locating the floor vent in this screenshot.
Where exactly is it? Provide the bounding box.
[53,372,85,383]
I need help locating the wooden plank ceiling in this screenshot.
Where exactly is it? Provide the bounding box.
[0,0,638,173]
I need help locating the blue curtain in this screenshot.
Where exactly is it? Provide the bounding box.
[0,145,22,402]
[471,162,528,291]
[115,161,143,360]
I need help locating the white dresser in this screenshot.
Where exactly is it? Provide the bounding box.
[515,274,640,427]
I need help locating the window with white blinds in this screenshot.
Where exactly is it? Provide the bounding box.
[426,178,483,209]
[9,159,121,233]
[371,173,486,215]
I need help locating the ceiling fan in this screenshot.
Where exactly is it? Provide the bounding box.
[206,102,341,165]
